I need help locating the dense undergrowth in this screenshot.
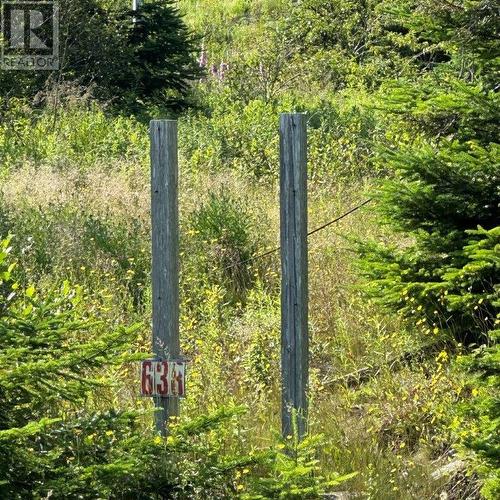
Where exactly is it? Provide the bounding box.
[0,0,498,498]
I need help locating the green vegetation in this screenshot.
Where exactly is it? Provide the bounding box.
[358,2,499,496]
[0,0,200,112]
[0,0,498,498]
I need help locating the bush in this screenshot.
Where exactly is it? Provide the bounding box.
[187,190,257,305]
[0,98,148,172]
[452,229,500,499]
[244,415,357,499]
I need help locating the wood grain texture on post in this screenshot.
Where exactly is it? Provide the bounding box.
[279,113,309,439]
[150,119,180,435]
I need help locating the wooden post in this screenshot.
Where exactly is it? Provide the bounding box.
[280,113,309,439]
[132,0,141,23]
[150,120,180,435]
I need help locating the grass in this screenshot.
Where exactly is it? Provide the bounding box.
[0,1,474,494]
[0,146,466,496]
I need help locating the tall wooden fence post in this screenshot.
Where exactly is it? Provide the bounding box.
[150,120,180,435]
[132,0,142,23]
[280,113,309,439]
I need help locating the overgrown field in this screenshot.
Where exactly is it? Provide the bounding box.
[0,0,497,498]
[1,104,467,498]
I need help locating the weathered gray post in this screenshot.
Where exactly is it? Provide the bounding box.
[280,113,309,439]
[132,0,142,23]
[150,120,180,435]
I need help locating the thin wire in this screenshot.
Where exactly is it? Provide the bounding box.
[307,198,372,237]
[223,198,373,271]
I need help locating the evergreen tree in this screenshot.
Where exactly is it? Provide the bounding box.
[358,1,499,495]
[455,229,499,499]
[360,0,498,344]
[0,237,251,498]
[0,0,201,111]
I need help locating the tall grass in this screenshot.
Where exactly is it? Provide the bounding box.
[0,106,465,496]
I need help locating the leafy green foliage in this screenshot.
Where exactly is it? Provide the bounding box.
[187,191,257,304]
[359,1,499,343]
[0,97,148,171]
[0,238,228,497]
[0,0,200,112]
[453,230,499,499]
[283,0,417,90]
[0,236,352,497]
[458,339,500,499]
[0,236,141,497]
[2,0,498,497]
[121,1,201,111]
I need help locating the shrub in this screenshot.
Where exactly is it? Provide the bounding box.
[188,190,256,304]
[0,98,148,172]
[452,229,500,499]
[244,415,357,499]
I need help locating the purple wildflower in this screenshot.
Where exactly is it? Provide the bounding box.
[198,47,208,68]
[219,62,229,80]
